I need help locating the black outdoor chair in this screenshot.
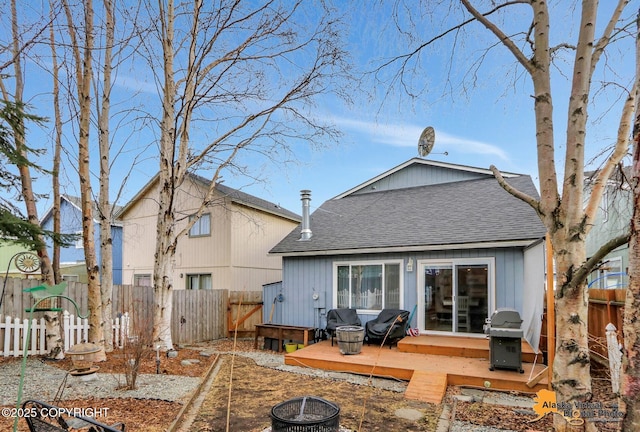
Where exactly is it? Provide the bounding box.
[325,308,362,346]
[365,309,410,348]
[22,399,125,432]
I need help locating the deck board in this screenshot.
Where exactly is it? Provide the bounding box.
[285,337,548,398]
[405,371,448,404]
[397,335,539,363]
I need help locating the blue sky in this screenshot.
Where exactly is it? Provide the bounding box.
[6,1,634,218]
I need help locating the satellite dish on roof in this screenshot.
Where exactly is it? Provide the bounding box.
[418,126,435,157]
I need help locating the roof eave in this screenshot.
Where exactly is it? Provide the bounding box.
[270,238,544,257]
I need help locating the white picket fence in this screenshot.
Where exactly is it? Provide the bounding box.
[0,311,130,357]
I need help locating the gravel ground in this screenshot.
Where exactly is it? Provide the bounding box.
[2,342,539,432]
[0,358,200,405]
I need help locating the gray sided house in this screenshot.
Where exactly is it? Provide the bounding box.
[268,158,548,351]
[584,166,632,290]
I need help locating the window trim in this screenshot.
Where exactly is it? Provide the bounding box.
[188,213,211,238]
[332,259,403,314]
[186,273,212,290]
[134,274,152,287]
[74,230,83,249]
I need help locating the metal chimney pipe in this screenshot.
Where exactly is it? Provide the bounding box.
[300,190,312,241]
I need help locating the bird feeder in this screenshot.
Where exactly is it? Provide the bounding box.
[66,342,101,376]
[23,282,67,312]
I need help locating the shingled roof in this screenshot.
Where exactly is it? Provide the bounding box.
[270,174,546,256]
[117,172,300,222]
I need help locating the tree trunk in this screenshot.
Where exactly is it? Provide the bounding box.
[552,236,594,432]
[98,0,115,353]
[622,138,640,431]
[152,0,178,351]
[9,0,64,359]
[65,0,106,361]
[621,10,640,429]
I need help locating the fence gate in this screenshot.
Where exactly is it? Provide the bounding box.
[171,289,228,344]
[227,291,263,338]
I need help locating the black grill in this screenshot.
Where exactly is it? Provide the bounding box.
[484,309,524,373]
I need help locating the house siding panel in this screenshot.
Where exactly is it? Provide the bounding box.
[229,206,294,290]
[351,164,489,195]
[277,248,525,329]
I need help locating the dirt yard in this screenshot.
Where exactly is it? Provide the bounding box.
[0,339,620,431]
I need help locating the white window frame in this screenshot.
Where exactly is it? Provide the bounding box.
[602,257,624,289]
[189,213,211,237]
[62,274,79,282]
[74,230,83,249]
[332,259,403,314]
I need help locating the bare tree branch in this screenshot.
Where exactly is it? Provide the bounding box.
[460,0,533,74]
[490,164,542,215]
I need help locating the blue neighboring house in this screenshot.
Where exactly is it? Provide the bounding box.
[40,195,123,284]
[268,158,548,351]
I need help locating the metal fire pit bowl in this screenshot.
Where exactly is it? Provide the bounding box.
[270,396,340,432]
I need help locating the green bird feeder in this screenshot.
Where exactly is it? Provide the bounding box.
[23,282,67,312]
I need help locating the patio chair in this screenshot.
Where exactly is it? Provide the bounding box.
[365,309,410,348]
[22,399,125,432]
[325,308,362,346]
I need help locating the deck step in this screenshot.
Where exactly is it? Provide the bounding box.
[405,371,448,404]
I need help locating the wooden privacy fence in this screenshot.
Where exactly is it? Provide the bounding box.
[0,311,130,357]
[0,278,261,344]
[588,289,625,364]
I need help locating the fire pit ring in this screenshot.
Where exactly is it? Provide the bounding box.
[270,396,340,432]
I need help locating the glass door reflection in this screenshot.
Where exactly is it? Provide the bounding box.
[424,265,453,332]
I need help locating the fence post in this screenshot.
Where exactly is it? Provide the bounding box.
[29,317,37,355]
[63,311,70,351]
[13,317,21,357]
[121,312,129,347]
[605,323,622,394]
[38,317,46,355]
[3,316,11,357]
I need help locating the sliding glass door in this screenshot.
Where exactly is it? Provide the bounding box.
[423,264,454,332]
[419,259,493,334]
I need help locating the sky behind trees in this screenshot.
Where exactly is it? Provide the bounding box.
[4,0,634,216]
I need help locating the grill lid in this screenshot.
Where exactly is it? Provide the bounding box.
[488,308,522,328]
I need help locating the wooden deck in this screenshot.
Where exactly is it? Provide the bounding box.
[284,335,547,404]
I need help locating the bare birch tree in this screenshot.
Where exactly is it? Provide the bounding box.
[49,0,63,285]
[61,0,106,361]
[0,0,66,359]
[97,0,115,352]
[622,9,640,430]
[375,1,636,430]
[136,0,351,349]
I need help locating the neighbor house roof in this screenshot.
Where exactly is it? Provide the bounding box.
[117,173,300,222]
[270,175,546,256]
[40,194,123,227]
